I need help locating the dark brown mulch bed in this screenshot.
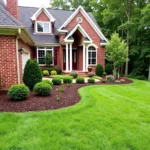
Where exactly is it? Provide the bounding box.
[0,79,132,112]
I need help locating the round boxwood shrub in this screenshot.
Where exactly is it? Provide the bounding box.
[88,78,95,84]
[51,70,57,75]
[43,70,49,76]
[8,84,30,100]
[33,82,52,96]
[23,59,42,89]
[63,77,72,84]
[105,63,113,75]
[52,78,62,85]
[96,64,103,76]
[69,72,78,79]
[76,76,85,84]
[42,80,53,86]
[88,73,95,77]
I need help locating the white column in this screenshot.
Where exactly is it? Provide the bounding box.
[70,44,72,72]
[66,43,69,72]
[83,44,85,71]
[86,46,88,71]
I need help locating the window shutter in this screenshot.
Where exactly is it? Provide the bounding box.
[54,48,57,65]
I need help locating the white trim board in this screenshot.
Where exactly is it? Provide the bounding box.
[58,6,107,42]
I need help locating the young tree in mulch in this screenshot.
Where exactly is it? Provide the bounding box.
[23,59,43,89]
[43,53,54,67]
[106,33,128,78]
[96,64,104,76]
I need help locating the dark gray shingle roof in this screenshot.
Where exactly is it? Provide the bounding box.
[18,6,101,44]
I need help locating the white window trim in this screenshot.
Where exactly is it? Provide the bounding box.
[37,47,54,66]
[36,21,51,33]
[87,44,98,66]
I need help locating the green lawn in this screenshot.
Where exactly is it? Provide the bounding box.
[0,80,150,150]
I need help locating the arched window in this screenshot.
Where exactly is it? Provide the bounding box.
[88,46,97,65]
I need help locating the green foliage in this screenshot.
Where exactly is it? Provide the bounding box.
[59,86,64,92]
[23,59,42,89]
[51,70,57,75]
[88,73,95,77]
[63,77,72,84]
[8,84,30,100]
[51,75,73,79]
[96,64,103,76]
[33,82,52,96]
[69,72,78,79]
[105,63,113,74]
[88,78,95,84]
[41,68,62,74]
[52,78,62,85]
[43,70,49,76]
[43,52,54,67]
[42,80,53,86]
[106,75,115,83]
[76,76,85,84]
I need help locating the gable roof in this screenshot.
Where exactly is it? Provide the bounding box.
[0,4,23,27]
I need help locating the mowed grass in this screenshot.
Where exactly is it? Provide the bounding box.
[0,80,150,150]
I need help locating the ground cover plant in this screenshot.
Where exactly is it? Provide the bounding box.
[0,80,150,149]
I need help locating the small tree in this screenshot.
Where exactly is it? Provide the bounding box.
[23,59,43,89]
[106,33,128,78]
[96,64,104,76]
[43,53,54,67]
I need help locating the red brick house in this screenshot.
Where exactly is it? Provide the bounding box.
[0,0,107,89]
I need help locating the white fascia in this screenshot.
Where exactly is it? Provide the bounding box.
[30,5,55,22]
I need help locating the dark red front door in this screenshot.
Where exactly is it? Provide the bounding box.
[63,49,66,70]
[72,50,77,70]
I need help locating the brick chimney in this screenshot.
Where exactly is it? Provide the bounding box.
[7,0,18,19]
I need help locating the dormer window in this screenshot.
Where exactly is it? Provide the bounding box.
[36,21,50,33]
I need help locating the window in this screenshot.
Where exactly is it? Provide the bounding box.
[37,47,54,65]
[88,46,97,65]
[77,17,82,24]
[36,22,50,33]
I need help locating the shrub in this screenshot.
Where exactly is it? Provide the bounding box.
[76,76,85,84]
[23,59,42,89]
[96,64,103,76]
[52,78,62,85]
[51,70,57,75]
[33,82,52,96]
[106,75,115,83]
[70,72,78,79]
[59,86,64,92]
[8,84,30,100]
[63,77,72,84]
[43,70,49,76]
[88,78,95,84]
[41,68,61,74]
[88,73,95,77]
[103,72,107,77]
[42,80,53,86]
[105,63,113,74]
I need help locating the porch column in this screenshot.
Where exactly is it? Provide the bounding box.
[66,43,69,72]
[86,46,88,71]
[83,44,86,71]
[70,43,72,72]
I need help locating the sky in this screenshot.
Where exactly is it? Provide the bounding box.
[18,0,50,7]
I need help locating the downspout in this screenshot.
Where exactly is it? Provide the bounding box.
[16,28,21,84]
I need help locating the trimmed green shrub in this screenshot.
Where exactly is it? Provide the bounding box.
[52,78,62,85]
[23,59,42,89]
[106,75,115,83]
[63,77,72,84]
[8,84,30,100]
[69,72,78,79]
[43,70,49,76]
[51,70,57,75]
[88,78,95,84]
[42,80,53,86]
[76,76,85,84]
[41,68,61,74]
[88,73,95,77]
[103,72,107,77]
[33,82,52,96]
[105,63,113,74]
[96,64,103,76]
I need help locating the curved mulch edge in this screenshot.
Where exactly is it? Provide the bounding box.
[0,79,133,113]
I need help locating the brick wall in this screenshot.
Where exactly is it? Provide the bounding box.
[0,36,18,90]
[7,0,18,19]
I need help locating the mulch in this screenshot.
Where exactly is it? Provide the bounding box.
[0,79,132,112]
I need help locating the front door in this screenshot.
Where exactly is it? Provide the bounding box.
[72,50,77,70]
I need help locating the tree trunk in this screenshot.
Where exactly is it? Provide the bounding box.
[148,64,150,81]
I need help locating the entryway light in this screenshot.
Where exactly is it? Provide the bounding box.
[18,47,24,54]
